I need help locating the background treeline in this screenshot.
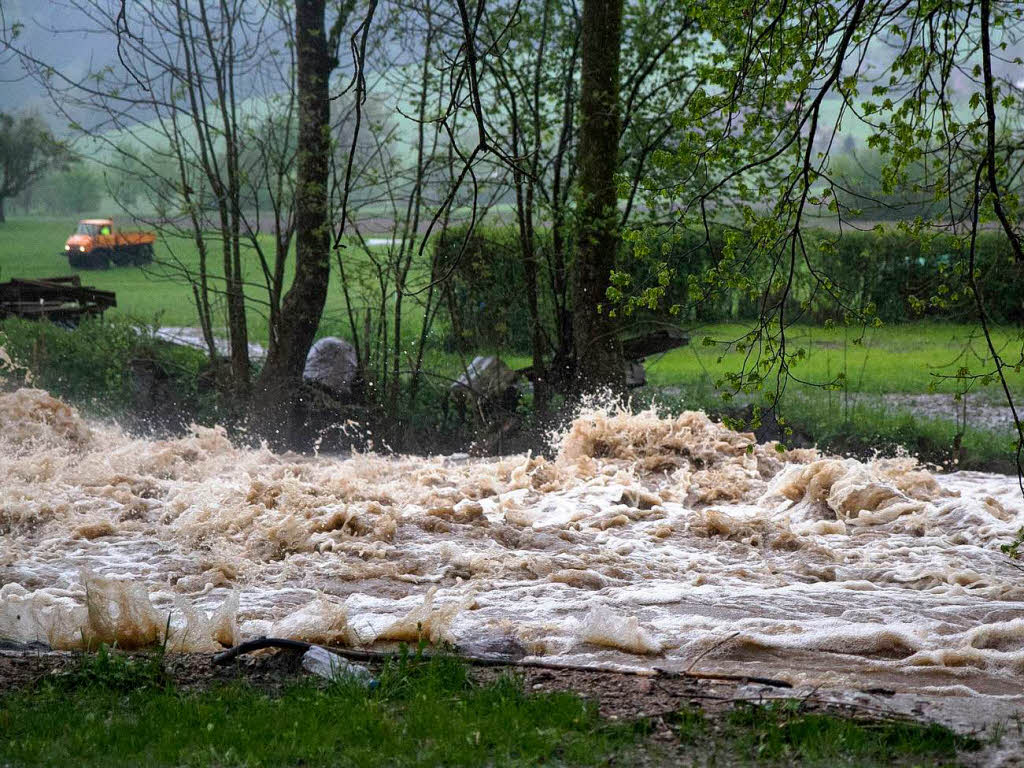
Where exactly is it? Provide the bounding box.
[5,164,104,217]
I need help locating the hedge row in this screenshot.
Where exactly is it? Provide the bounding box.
[434,224,1024,352]
[645,226,1024,324]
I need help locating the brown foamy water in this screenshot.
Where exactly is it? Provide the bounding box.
[2,388,1023,699]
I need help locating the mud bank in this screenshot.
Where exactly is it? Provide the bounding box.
[2,388,1023,711]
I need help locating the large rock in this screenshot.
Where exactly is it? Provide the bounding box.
[450,356,519,402]
[303,337,358,397]
[625,360,646,388]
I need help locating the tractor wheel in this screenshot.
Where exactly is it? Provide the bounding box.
[68,251,82,268]
[89,249,111,269]
[111,245,133,267]
[136,243,154,265]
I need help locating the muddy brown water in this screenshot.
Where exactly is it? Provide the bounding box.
[2,388,1023,735]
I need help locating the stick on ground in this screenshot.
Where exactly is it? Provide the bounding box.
[212,637,793,689]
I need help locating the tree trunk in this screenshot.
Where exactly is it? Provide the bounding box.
[0,197,6,223]
[572,0,625,394]
[255,0,332,426]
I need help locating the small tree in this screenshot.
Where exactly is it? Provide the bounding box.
[0,112,72,223]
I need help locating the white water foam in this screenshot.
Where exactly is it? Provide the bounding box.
[1,388,1023,699]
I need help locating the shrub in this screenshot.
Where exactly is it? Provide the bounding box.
[0,315,215,425]
[436,222,1024,357]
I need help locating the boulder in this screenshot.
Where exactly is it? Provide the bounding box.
[303,337,358,397]
[450,356,519,402]
[625,360,646,388]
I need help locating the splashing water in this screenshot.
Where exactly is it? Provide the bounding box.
[2,387,1023,698]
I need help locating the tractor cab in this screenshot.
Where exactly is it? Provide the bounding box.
[65,219,114,258]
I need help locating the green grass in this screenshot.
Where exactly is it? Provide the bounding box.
[0,216,421,347]
[4,215,1020,396]
[0,215,528,386]
[0,217,220,328]
[640,321,1023,470]
[671,700,977,767]
[0,649,980,768]
[647,321,1024,398]
[0,650,640,768]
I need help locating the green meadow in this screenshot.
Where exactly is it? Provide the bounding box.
[0,216,393,345]
[4,216,1020,392]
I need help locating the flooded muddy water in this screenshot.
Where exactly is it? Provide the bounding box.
[2,387,1023,705]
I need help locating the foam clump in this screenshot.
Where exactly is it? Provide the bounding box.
[578,606,663,655]
[173,591,239,651]
[271,598,352,645]
[555,405,755,471]
[774,458,940,525]
[0,388,92,449]
[373,588,477,645]
[0,583,88,650]
[551,404,816,506]
[0,571,238,651]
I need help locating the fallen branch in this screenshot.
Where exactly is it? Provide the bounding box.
[652,666,792,689]
[211,636,792,689]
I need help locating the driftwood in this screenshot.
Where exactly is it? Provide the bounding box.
[0,276,117,324]
[514,328,689,383]
[621,328,689,360]
[212,636,792,689]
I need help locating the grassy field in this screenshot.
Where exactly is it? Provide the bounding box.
[647,322,1024,398]
[0,217,227,326]
[0,649,978,768]
[0,216,418,346]
[643,323,1024,471]
[3,216,1020,390]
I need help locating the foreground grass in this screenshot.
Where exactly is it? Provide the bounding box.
[0,650,978,768]
[0,651,640,768]
[672,701,977,767]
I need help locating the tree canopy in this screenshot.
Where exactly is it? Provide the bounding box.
[0,111,72,222]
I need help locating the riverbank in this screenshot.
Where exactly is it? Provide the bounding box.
[0,648,1000,767]
[4,215,1024,469]
[2,313,1021,473]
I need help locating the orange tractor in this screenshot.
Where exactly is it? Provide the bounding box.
[64,218,156,269]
